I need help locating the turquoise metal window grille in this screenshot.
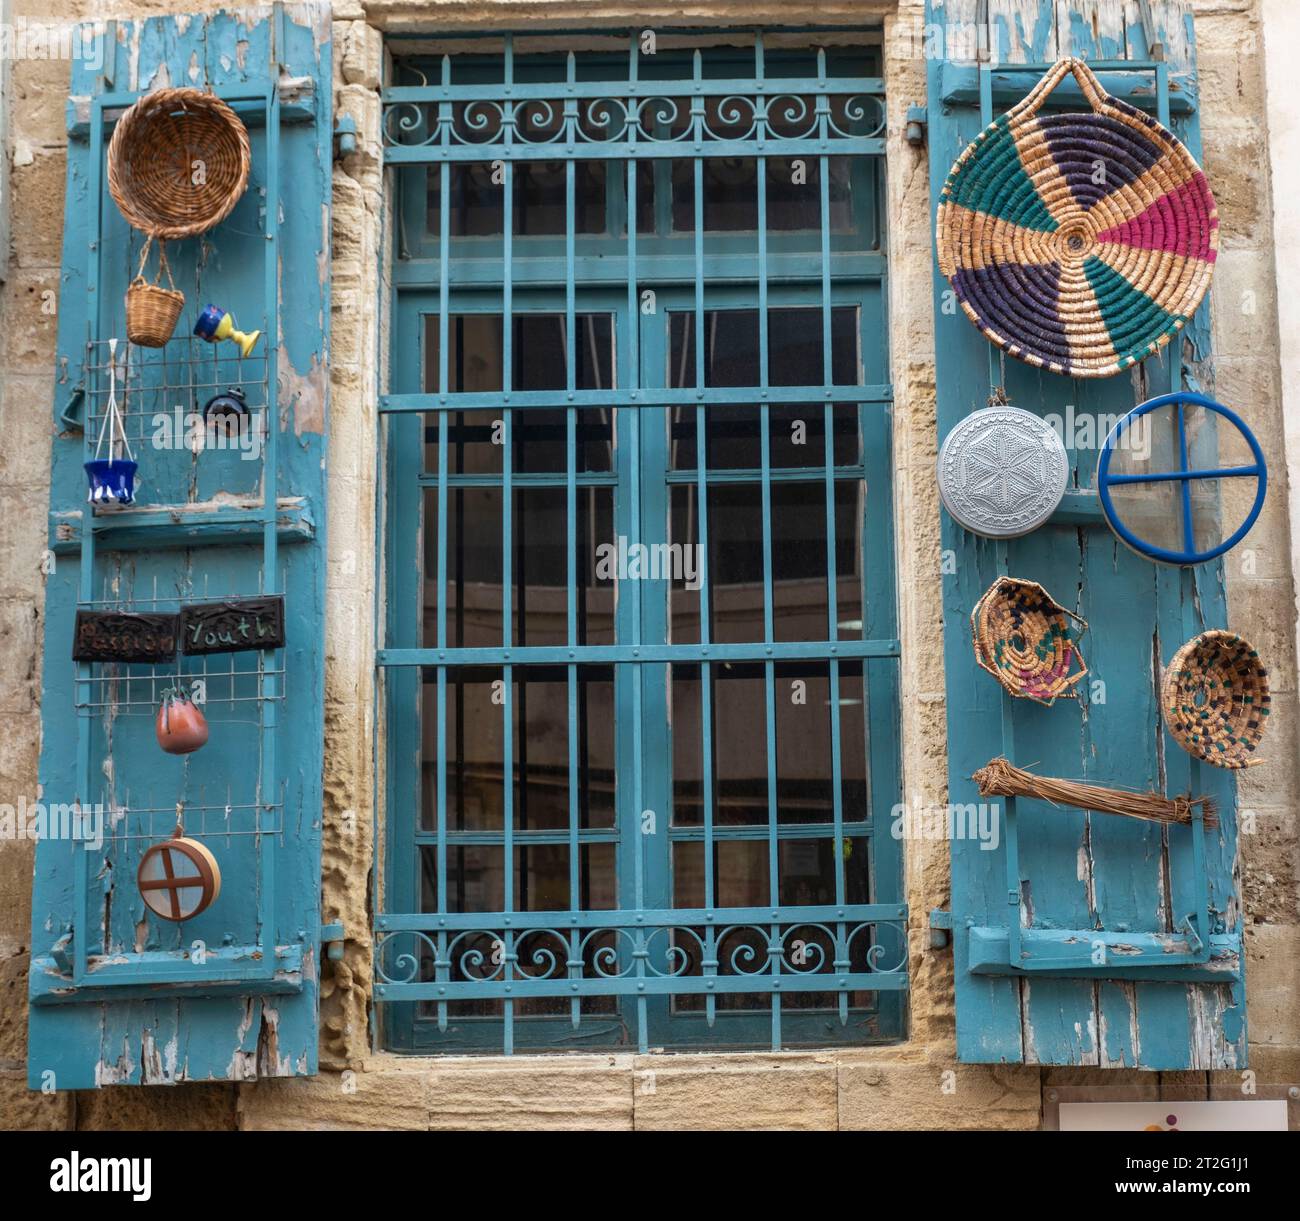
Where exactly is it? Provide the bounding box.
[377,30,906,1053]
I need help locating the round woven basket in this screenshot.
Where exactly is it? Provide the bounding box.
[971,576,1088,706]
[936,58,1218,379]
[125,238,184,347]
[108,87,250,241]
[1161,630,1270,768]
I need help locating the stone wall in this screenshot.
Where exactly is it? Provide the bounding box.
[0,0,1294,1130]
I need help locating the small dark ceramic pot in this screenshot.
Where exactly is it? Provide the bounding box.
[193,304,225,342]
[202,387,250,439]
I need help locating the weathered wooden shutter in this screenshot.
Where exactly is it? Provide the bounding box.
[926,1,1247,1068]
[27,5,331,1088]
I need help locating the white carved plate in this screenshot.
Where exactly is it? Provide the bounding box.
[937,406,1068,539]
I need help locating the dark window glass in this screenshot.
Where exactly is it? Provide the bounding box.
[422,483,615,649]
[428,160,607,236]
[667,306,859,389]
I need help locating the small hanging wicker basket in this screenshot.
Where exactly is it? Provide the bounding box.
[971,576,1087,706]
[125,238,184,347]
[936,58,1219,378]
[1161,630,1270,769]
[108,87,250,241]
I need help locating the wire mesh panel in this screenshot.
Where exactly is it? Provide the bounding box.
[379,28,904,1054]
[68,587,287,959]
[83,337,271,507]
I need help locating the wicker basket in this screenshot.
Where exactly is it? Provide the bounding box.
[125,238,184,347]
[971,576,1087,706]
[1162,630,1270,769]
[936,58,1219,379]
[108,87,250,241]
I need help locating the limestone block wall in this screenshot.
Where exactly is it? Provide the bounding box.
[0,0,1294,1130]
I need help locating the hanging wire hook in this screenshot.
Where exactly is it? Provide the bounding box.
[93,337,133,465]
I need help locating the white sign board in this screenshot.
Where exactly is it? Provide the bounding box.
[1059,1101,1288,1132]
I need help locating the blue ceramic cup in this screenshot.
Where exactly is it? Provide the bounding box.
[193,303,224,342]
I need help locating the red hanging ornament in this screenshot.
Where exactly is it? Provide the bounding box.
[155,688,209,754]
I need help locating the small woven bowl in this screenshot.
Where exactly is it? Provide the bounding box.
[971,576,1087,706]
[1162,630,1270,769]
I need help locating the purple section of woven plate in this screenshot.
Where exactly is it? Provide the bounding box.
[1035,113,1163,211]
[952,262,1070,362]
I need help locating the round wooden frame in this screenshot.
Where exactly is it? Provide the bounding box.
[137,833,221,922]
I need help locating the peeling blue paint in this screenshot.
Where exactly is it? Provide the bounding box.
[28,5,332,1090]
[927,0,1246,1070]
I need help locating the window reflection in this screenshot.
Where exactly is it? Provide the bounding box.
[420,314,617,650]
[423,313,615,476]
[671,661,869,828]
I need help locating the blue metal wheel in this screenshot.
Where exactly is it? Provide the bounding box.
[1096,392,1267,566]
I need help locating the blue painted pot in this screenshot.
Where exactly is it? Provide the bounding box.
[84,459,138,507]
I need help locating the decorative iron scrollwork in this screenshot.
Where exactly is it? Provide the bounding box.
[374,911,907,991]
[383,91,885,150]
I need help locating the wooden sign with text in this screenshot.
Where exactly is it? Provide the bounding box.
[180,597,285,655]
[72,611,179,663]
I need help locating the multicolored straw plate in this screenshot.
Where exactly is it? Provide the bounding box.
[971,576,1088,707]
[936,58,1218,379]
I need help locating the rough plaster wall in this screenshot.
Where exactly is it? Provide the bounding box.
[1262,0,1300,708]
[319,16,384,1074]
[1259,4,1300,1107]
[0,0,74,1132]
[0,0,1294,1130]
[888,0,955,1055]
[1194,0,1300,1109]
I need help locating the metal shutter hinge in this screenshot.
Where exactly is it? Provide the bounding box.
[928,909,952,950]
[906,106,927,148]
[321,922,346,961]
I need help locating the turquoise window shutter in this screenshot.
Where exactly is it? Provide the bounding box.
[926,1,1246,1069]
[27,6,331,1089]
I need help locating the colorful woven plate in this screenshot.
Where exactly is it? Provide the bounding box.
[1161,631,1270,769]
[970,577,1088,707]
[936,58,1218,379]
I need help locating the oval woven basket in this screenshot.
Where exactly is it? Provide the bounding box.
[971,576,1087,707]
[108,87,250,241]
[1161,630,1270,769]
[936,58,1218,379]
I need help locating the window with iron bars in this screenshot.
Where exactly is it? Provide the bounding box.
[377,28,907,1054]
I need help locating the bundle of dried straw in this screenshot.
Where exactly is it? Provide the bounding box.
[972,758,1218,829]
